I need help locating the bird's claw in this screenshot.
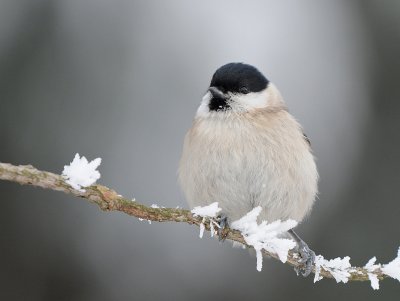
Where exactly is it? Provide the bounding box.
[217,214,228,241]
[288,229,315,277]
[296,240,315,277]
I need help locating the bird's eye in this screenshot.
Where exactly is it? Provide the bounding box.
[239,86,250,94]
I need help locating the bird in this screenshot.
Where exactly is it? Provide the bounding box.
[178,62,318,276]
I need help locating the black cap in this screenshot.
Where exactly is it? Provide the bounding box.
[210,63,269,94]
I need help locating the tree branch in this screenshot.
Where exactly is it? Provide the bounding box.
[0,162,389,283]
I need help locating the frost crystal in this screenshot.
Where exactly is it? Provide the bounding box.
[209,222,214,238]
[191,202,222,239]
[231,206,297,272]
[138,218,151,224]
[199,223,205,238]
[191,202,221,218]
[368,273,379,290]
[314,255,351,283]
[62,153,101,192]
[364,257,381,290]
[210,219,221,237]
[382,247,400,282]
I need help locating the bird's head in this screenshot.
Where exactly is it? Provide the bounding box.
[197,63,284,117]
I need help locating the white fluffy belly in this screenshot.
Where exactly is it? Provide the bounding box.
[179,111,318,223]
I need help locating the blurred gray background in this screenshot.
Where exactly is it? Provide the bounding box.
[0,0,399,300]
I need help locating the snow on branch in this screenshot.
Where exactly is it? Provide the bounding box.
[62,153,101,191]
[192,202,221,238]
[0,160,399,289]
[231,207,297,271]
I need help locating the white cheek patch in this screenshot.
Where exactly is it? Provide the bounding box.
[196,91,212,117]
[231,89,269,111]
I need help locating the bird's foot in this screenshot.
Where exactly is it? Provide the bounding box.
[217,214,228,241]
[288,229,315,277]
[295,240,315,277]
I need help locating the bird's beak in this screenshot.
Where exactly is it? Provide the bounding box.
[208,86,226,100]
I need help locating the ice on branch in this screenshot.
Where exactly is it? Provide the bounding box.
[364,257,381,290]
[191,202,222,238]
[191,202,221,217]
[314,255,351,283]
[231,206,297,272]
[382,247,400,282]
[62,153,101,192]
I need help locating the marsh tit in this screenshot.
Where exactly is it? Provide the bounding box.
[178,63,318,276]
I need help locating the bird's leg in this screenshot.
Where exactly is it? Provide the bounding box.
[288,229,315,277]
[217,214,228,241]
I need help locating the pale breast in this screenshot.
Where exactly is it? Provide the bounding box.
[178,110,318,223]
